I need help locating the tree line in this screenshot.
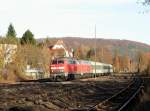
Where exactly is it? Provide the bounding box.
[0,23,50,81]
[0,23,150,82]
[1,23,36,45]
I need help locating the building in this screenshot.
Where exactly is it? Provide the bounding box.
[0,44,17,66]
[25,65,44,79]
[48,40,73,58]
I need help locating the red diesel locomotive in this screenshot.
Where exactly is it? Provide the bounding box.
[50,57,113,80]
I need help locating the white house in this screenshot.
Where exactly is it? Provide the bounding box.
[0,44,17,66]
[49,40,73,58]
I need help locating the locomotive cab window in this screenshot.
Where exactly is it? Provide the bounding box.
[52,60,57,64]
[58,60,64,64]
[52,60,64,64]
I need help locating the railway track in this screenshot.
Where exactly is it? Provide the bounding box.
[0,77,131,111]
[21,73,134,83]
[22,72,114,82]
[85,77,143,111]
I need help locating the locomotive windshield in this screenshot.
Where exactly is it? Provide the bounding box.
[52,60,57,64]
[58,60,64,64]
[52,59,64,64]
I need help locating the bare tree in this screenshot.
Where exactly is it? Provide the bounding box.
[136,52,148,73]
[146,60,150,75]
[13,44,51,79]
[113,50,121,73]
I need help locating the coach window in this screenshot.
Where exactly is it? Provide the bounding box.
[104,66,109,69]
[103,66,106,69]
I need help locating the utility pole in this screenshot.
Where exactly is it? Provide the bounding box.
[94,25,97,78]
[101,47,103,62]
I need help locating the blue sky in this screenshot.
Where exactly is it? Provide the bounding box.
[0,0,150,44]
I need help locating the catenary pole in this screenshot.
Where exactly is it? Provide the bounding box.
[94,25,97,77]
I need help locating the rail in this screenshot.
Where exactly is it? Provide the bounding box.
[87,77,143,111]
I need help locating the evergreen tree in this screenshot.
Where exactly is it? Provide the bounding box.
[21,30,36,45]
[6,23,16,38]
